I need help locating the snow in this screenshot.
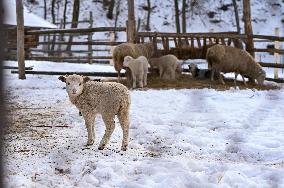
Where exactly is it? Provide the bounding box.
[3,0,57,28]
[3,60,284,188]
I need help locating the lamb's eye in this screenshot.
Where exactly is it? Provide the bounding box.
[67,82,70,85]
[79,83,81,86]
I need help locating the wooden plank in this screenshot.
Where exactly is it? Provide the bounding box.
[3,66,33,70]
[258,62,284,68]
[27,27,126,35]
[37,41,124,45]
[11,70,125,77]
[265,78,284,83]
[30,56,112,60]
[253,48,284,54]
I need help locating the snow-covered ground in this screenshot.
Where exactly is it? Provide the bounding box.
[3,60,284,188]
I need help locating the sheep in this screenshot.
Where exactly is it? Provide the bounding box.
[112,42,154,80]
[206,44,266,86]
[188,63,223,80]
[149,54,182,80]
[123,56,149,89]
[58,74,131,151]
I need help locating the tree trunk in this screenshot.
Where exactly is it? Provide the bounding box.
[232,0,240,33]
[63,0,68,29]
[43,0,47,19]
[51,0,56,24]
[107,0,115,19]
[182,0,187,33]
[145,0,151,31]
[16,0,26,79]
[66,0,80,52]
[114,0,121,38]
[243,0,254,57]
[174,0,180,33]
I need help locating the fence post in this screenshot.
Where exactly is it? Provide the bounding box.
[88,11,93,64]
[16,0,26,79]
[126,0,136,43]
[58,19,64,56]
[274,27,280,79]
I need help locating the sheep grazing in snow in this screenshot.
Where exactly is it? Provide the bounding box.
[58,74,131,151]
[149,54,182,80]
[206,44,266,86]
[123,56,149,89]
[112,42,154,80]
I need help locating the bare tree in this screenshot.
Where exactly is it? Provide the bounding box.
[107,0,115,19]
[63,0,68,28]
[174,0,181,33]
[51,0,56,24]
[43,0,47,19]
[232,0,241,33]
[182,0,187,33]
[66,0,80,52]
[145,0,151,31]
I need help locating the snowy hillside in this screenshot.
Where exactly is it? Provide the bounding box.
[23,0,284,35]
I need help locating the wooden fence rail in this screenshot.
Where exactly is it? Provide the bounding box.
[26,27,126,35]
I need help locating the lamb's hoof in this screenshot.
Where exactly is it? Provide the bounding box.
[86,140,94,146]
[98,146,105,150]
[121,145,127,151]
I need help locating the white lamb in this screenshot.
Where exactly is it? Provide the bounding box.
[59,74,131,151]
[149,54,182,80]
[123,56,149,89]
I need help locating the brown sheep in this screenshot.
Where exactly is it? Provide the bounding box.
[206,44,266,86]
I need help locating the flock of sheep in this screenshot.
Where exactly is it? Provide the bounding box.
[59,43,266,151]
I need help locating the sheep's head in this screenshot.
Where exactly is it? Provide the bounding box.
[58,74,90,97]
[256,69,266,85]
[123,56,134,67]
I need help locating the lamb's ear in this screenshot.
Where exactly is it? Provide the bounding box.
[83,76,91,83]
[58,75,67,83]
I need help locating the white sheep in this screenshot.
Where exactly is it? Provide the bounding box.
[123,56,149,89]
[206,44,266,85]
[58,74,131,151]
[149,54,182,80]
[112,43,154,80]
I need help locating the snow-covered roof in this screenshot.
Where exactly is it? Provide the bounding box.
[2,0,57,28]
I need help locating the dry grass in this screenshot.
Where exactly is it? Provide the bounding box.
[103,74,279,91]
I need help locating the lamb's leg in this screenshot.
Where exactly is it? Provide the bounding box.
[234,73,238,86]
[117,107,130,151]
[117,70,121,82]
[137,73,143,88]
[218,72,225,85]
[170,68,175,80]
[83,114,96,146]
[98,115,115,150]
[143,72,147,86]
[159,67,163,78]
[211,69,215,81]
[241,75,247,86]
[132,73,136,89]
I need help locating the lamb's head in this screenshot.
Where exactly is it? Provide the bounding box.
[256,69,266,85]
[123,56,134,67]
[58,74,90,97]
